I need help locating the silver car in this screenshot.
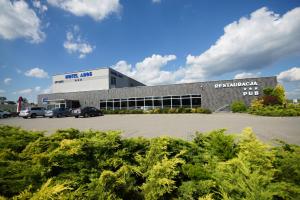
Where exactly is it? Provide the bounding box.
[19,107,45,119]
[45,108,71,118]
[0,110,11,118]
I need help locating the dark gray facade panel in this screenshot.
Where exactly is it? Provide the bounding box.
[38,76,277,111]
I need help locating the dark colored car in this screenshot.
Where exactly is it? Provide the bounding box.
[45,107,72,118]
[72,107,103,118]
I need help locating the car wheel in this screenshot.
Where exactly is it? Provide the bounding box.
[23,117,28,119]
[3,114,8,118]
[49,117,53,118]
[31,114,36,118]
[57,114,62,118]
[84,113,89,118]
[75,116,79,118]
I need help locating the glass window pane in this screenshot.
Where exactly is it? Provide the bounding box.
[100,102,106,109]
[145,99,153,108]
[172,98,181,107]
[136,100,144,108]
[121,100,127,109]
[128,100,135,108]
[154,99,161,107]
[114,101,120,110]
[192,98,201,107]
[107,101,113,110]
[163,99,171,107]
[182,95,190,98]
[182,98,191,107]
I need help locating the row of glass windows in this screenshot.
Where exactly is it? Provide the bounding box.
[99,95,201,110]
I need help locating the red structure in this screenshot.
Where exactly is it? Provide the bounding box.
[17,96,23,113]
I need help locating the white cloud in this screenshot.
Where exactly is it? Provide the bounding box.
[25,67,49,78]
[111,54,180,85]
[34,86,41,92]
[4,78,12,85]
[234,72,261,79]
[63,26,95,58]
[0,0,45,43]
[16,88,33,95]
[112,7,300,85]
[286,87,300,99]
[0,89,5,93]
[47,0,121,21]
[277,67,300,82]
[42,86,52,94]
[181,7,300,82]
[33,0,48,13]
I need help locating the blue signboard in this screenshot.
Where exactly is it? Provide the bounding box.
[65,71,93,79]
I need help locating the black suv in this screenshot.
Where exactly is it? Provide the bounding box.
[72,107,103,118]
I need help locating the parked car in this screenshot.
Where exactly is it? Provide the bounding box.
[45,107,72,118]
[72,107,103,118]
[0,110,11,118]
[19,107,46,118]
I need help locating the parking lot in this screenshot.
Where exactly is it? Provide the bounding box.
[1,113,299,145]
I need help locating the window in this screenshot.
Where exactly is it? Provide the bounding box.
[107,101,113,110]
[181,97,191,107]
[172,98,181,107]
[154,97,162,108]
[162,96,171,107]
[100,101,106,110]
[121,99,128,109]
[145,97,153,108]
[111,76,117,86]
[191,98,201,107]
[113,99,121,110]
[136,98,144,108]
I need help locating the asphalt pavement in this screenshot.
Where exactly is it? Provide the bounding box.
[1,113,299,144]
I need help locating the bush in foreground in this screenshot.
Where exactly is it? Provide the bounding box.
[230,100,247,113]
[0,125,299,199]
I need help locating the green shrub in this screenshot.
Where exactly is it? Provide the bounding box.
[230,100,247,113]
[263,87,274,95]
[101,107,212,114]
[0,126,299,199]
[248,104,300,117]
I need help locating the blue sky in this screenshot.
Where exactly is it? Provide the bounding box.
[0,0,300,102]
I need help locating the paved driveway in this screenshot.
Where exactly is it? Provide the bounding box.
[1,113,299,144]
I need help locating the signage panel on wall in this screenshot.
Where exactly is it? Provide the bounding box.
[214,81,260,96]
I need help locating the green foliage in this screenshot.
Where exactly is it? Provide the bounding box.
[272,84,286,105]
[263,87,274,96]
[248,104,300,116]
[0,125,299,199]
[230,100,247,113]
[249,84,297,116]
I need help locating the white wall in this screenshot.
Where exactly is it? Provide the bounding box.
[52,68,109,93]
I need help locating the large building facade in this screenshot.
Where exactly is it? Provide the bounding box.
[38,67,277,111]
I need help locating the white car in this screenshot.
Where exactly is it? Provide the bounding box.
[19,107,46,118]
[0,110,11,118]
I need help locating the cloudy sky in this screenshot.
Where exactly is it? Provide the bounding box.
[0,0,300,102]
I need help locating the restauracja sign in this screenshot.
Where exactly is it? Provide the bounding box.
[214,81,258,89]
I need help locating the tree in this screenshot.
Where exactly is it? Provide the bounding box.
[0,97,7,104]
[272,84,286,105]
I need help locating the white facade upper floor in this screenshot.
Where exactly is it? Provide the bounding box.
[52,68,145,93]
